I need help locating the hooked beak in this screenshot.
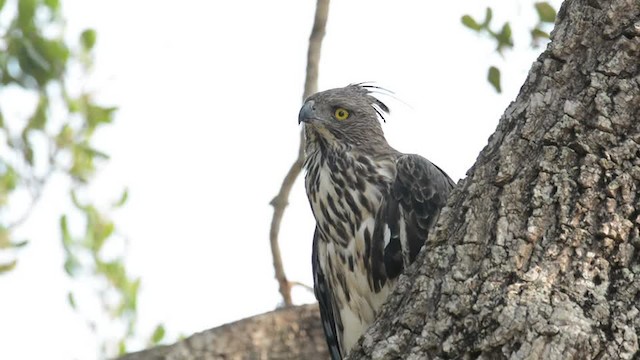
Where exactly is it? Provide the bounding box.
[298,100,316,124]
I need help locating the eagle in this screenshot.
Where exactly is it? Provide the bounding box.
[299,84,455,359]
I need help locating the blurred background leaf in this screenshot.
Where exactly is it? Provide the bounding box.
[488,66,502,93]
[461,2,557,92]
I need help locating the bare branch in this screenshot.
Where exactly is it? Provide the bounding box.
[268,0,330,307]
[303,0,330,101]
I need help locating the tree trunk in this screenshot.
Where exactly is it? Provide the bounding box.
[119,0,640,359]
[348,0,640,358]
[117,304,328,360]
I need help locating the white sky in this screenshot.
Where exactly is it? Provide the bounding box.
[0,1,560,359]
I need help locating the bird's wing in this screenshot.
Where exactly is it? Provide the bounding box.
[371,154,455,284]
[312,227,344,360]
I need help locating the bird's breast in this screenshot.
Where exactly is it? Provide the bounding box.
[305,151,396,353]
[316,235,393,353]
[305,151,394,247]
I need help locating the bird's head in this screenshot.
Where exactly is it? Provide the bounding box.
[299,84,390,150]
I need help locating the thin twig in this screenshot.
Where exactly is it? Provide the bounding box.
[7,179,45,231]
[6,141,59,231]
[290,281,315,294]
[269,0,330,307]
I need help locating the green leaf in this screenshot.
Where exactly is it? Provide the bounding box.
[113,189,129,208]
[55,124,74,148]
[80,29,97,51]
[461,15,482,31]
[16,38,47,83]
[71,144,100,182]
[16,36,69,86]
[23,146,34,165]
[531,28,550,40]
[123,278,141,314]
[66,97,81,113]
[27,96,48,130]
[92,218,114,253]
[0,165,18,195]
[0,0,7,13]
[86,105,116,129]
[114,276,141,316]
[18,0,37,29]
[67,292,76,309]
[535,2,556,23]
[488,66,502,93]
[150,324,165,344]
[0,227,10,248]
[70,191,82,209]
[97,260,126,287]
[64,256,80,276]
[118,340,127,355]
[495,22,513,52]
[482,7,493,27]
[83,205,99,250]
[44,0,60,11]
[36,37,69,77]
[60,215,73,251]
[0,260,17,273]
[77,143,110,159]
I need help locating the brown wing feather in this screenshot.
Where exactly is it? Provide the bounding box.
[371,154,455,284]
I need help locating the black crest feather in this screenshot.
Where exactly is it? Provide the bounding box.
[348,82,392,123]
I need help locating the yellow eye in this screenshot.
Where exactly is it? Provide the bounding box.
[334,108,350,120]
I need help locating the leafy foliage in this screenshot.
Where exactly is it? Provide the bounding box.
[62,189,144,355]
[0,0,161,356]
[0,0,114,265]
[461,7,513,54]
[461,1,557,92]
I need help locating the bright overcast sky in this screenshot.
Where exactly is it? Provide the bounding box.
[0,0,560,359]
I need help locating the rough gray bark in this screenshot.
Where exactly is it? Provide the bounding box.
[120,0,640,359]
[117,304,327,360]
[347,0,640,358]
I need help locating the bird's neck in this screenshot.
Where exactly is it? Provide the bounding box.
[303,126,396,163]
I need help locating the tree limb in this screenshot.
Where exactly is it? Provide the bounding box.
[268,0,330,307]
[117,304,327,360]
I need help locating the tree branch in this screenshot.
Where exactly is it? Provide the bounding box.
[268,0,330,307]
[291,280,315,294]
[303,0,329,101]
[117,304,328,360]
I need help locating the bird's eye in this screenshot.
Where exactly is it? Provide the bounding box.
[334,108,350,121]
